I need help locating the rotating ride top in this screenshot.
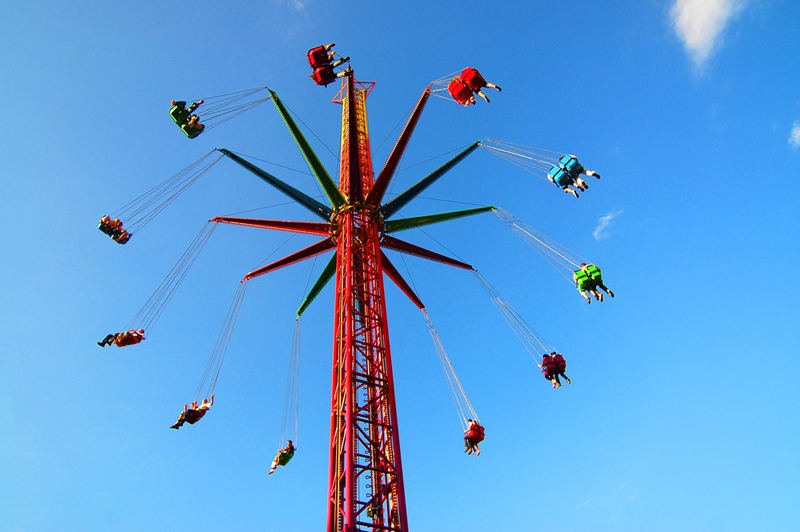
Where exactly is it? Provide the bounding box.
[97,43,614,532]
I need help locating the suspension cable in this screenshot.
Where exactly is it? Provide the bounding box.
[112,151,225,235]
[423,310,478,429]
[472,270,555,362]
[494,207,586,271]
[194,279,249,399]
[126,221,217,332]
[280,318,302,446]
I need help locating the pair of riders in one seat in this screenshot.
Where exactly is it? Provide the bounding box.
[539,352,570,389]
[169,99,205,138]
[464,419,485,456]
[98,215,131,244]
[573,263,614,303]
[170,395,214,429]
[448,67,502,106]
[307,43,350,86]
[97,328,145,347]
[547,155,601,198]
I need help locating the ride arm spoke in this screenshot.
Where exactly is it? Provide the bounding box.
[243,238,336,281]
[384,206,495,233]
[212,216,331,235]
[380,141,481,219]
[381,235,472,270]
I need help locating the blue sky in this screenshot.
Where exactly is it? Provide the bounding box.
[2,1,799,530]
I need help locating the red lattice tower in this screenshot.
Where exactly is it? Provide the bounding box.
[213,69,489,531]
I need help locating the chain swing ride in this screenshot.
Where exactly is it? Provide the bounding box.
[97,44,614,531]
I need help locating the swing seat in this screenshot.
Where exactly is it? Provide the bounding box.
[98,220,115,236]
[114,331,144,347]
[447,78,473,105]
[465,424,485,444]
[584,264,603,284]
[278,449,295,466]
[184,409,206,424]
[181,123,204,138]
[559,155,585,178]
[574,270,592,291]
[460,67,486,91]
[311,66,336,86]
[113,229,131,244]
[550,167,574,189]
[170,103,190,125]
[307,45,331,68]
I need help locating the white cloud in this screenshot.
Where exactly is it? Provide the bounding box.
[593,208,624,240]
[790,121,800,149]
[288,0,306,10]
[670,0,744,68]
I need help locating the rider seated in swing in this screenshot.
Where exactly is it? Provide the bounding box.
[538,353,558,388]
[97,328,145,347]
[98,215,131,243]
[463,419,485,456]
[170,395,214,429]
[268,440,296,474]
[170,99,205,138]
[550,352,570,388]
[573,267,601,303]
[181,114,205,138]
[460,67,501,103]
[169,99,203,125]
[581,262,614,299]
[447,77,476,106]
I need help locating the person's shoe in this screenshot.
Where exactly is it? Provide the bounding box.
[97,342,104,346]
[171,100,176,105]
[608,290,615,298]
[594,173,601,179]
[567,379,572,385]
[495,85,502,91]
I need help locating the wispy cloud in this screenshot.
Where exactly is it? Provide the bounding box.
[670,0,745,69]
[593,208,624,240]
[288,0,306,10]
[790,121,800,149]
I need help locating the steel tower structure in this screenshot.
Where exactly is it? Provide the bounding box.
[211,68,492,531]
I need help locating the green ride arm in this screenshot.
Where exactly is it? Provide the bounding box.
[380,141,480,219]
[296,254,337,317]
[269,89,346,209]
[384,206,495,234]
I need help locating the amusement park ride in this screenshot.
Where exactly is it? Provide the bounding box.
[99,46,610,532]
